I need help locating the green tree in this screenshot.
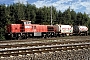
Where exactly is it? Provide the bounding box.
[35,8,43,24]
[70,9,76,25]
[52,6,57,25]
[86,18,90,33]
[63,7,71,24]
[0,4,7,39]
[76,12,83,25]
[30,4,36,23]
[82,12,89,25]
[56,10,63,24]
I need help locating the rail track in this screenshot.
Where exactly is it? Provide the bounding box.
[0,36,90,45]
[0,36,90,58]
[0,40,90,58]
[0,40,90,49]
[0,36,90,43]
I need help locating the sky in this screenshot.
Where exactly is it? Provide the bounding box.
[0,0,90,14]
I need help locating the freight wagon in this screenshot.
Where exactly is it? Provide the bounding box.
[73,25,88,36]
[54,24,73,37]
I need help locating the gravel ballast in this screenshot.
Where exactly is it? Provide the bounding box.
[0,49,90,60]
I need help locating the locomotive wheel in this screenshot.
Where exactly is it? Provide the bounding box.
[17,36,22,40]
[66,34,69,36]
[43,34,47,38]
[5,35,10,40]
[5,33,13,40]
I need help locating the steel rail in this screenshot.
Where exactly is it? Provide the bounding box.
[0,40,90,49]
[0,42,90,58]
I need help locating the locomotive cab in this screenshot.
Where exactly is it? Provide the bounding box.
[5,20,32,40]
[16,20,31,25]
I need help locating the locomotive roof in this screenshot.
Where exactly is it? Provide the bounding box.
[20,20,31,22]
[16,20,31,24]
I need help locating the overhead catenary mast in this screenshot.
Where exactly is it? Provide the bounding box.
[51,6,52,25]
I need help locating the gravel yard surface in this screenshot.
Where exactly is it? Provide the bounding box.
[1,49,90,60]
[0,36,90,60]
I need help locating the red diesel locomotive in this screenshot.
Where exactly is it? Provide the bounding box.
[5,20,55,40]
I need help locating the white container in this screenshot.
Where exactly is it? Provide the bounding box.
[78,26,88,32]
[60,25,73,34]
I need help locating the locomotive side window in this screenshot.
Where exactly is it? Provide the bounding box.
[24,21,31,24]
[29,21,31,24]
[32,26,36,29]
[24,22,26,24]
